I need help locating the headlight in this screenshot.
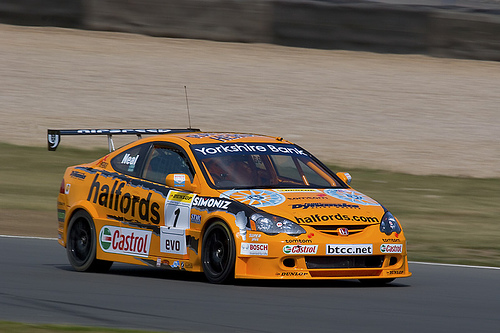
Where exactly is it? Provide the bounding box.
[251,213,306,236]
[380,211,402,235]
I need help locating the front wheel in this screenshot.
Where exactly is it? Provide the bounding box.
[201,221,236,284]
[66,210,113,272]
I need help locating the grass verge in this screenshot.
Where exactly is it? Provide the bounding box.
[1,142,499,267]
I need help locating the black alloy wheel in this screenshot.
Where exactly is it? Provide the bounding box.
[66,210,112,272]
[202,221,236,284]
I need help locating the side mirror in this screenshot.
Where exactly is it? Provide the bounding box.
[165,173,198,193]
[336,172,352,185]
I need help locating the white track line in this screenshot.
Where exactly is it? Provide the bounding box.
[1,234,499,271]
[0,234,57,241]
[409,261,500,270]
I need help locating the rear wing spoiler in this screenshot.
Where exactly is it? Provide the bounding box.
[47,128,200,151]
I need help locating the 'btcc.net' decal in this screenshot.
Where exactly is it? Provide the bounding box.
[326,244,373,255]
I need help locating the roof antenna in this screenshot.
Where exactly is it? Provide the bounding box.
[184,86,192,129]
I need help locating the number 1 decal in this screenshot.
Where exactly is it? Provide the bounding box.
[173,208,181,228]
[164,191,195,229]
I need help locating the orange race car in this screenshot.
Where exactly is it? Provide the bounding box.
[48,129,411,284]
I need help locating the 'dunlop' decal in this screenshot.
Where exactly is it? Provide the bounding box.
[324,189,379,206]
[221,189,285,208]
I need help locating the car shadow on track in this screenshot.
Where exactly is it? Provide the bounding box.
[56,263,410,288]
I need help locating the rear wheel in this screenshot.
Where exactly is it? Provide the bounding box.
[202,221,236,284]
[66,210,112,272]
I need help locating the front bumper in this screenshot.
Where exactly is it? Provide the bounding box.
[234,227,412,280]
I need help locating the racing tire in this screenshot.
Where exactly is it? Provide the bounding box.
[359,278,395,286]
[201,221,236,284]
[66,210,113,273]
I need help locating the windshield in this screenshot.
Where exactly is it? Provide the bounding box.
[191,142,342,189]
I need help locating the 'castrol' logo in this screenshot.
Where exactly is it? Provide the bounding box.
[283,244,318,255]
[380,243,403,253]
[100,226,151,257]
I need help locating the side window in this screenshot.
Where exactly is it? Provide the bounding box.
[143,146,194,184]
[111,144,146,177]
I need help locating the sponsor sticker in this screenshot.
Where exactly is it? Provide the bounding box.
[380,243,403,253]
[170,260,185,269]
[70,170,87,180]
[193,143,307,157]
[187,133,256,142]
[382,238,401,243]
[173,174,186,187]
[295,213,379,224]
[57,209,65,222]
[288,195,328,201]
[388,270,404,275]
[283,244,318,254]
[165,191,195,229]
[99,226,151,257]
[121,153,139,165]
[292,202,360,209]
[121,153,140,172]
[323,189,379,206]
[193,196,231,209]
[274,189,320,193]
[279,271,309,277]
[48,132,60,150]
[326,244,373,255]
[160,227,187,255]
[241,243,268,256]
[87,174,161,225]
[221,189,285,208]
[284,239,313,244]
[190,214,202,224]
[167,191,195,203]
[248,233,262,242]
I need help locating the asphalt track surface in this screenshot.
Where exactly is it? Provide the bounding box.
[1,236,499,332]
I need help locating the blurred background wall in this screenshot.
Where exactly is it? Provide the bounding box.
[1,0,499,61]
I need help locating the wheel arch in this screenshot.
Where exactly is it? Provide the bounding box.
[200,214,238,241]
[63,202,100,247]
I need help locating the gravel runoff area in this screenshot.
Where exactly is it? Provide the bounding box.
[1,24,499,178]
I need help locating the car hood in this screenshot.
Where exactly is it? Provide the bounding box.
[218,188,385,225]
